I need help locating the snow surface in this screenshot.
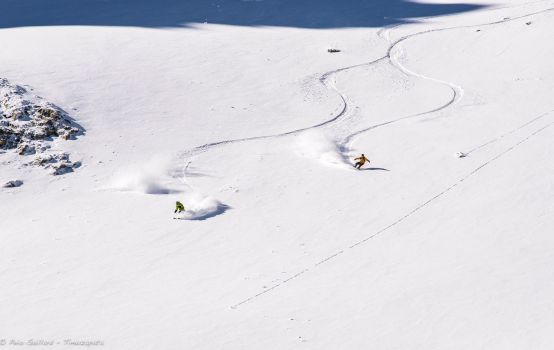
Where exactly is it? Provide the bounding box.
[1,1,554,349]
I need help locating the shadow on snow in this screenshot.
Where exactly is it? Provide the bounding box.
[0,0,487,29]
[177,204,231,221]
[361,167,390,171]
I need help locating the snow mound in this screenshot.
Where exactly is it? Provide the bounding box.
[294,130,350,168]
[110,156,179,194]
[178,194,229,221]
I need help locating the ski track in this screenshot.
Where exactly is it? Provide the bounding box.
[231,115,554,309]
[342,6,554,148]
[465,110,554,155]
[179,6,554,177]
[227,6,554,309]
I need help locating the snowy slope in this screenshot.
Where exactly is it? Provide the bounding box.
[1,1,554,349]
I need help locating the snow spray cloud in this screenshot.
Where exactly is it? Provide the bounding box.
[110,155,179,194]
[177,192,229,221]
[294,130,350,168]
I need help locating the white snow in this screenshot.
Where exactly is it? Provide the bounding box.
[294,130,351,169]
[1,0,554,349]
[109,155,179,194]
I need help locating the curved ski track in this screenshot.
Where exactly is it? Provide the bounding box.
[231,114,554,309]
[170,5,554,308]
[228,6,554,309]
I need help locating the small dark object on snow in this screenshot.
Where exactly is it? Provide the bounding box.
[175,201,185,214]
[456,151,468,158]
[3,180,23,188]
[327,48,341,53]
[51,160,81,175]
[476,29,481,32]
[526,21,532,25]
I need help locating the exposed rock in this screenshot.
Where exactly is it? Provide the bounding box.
[31,152,69,166]
[0,78,84,174]
[25,152,81,176]
[17,143,36,155]
[51,159,82,176]
[3,180,23,188]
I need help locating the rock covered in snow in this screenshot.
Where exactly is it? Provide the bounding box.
[0,78,84,174]
[27,152,82,175]
[51,160,82,175]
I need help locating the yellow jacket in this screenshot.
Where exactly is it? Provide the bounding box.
[354,155,369,165]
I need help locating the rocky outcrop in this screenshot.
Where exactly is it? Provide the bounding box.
[0,78,84,174]
[30,152,82,175]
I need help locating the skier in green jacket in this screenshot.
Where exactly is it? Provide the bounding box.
[175,201,185,214]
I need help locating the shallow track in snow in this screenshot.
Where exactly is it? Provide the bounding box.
[465,110,554,156]
[179,7,554,178]
[231,112,554,309]
[176,57,378,159]
[230,6,554,309]
[341,6,554,149]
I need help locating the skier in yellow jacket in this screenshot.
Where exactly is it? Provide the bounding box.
[174,201,185,214]
[353,154,370,169]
